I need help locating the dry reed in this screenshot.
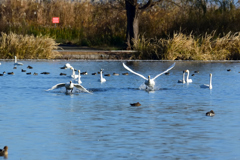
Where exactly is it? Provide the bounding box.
[133,31,240,60]
[0,32,59,59]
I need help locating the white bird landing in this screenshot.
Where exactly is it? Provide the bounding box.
[14,56,23,65]
[46,81,91,93]
[123,62,176,90]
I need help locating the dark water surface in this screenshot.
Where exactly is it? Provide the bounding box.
[0,60,239,160]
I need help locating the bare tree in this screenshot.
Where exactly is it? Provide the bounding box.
[125,0,162,49]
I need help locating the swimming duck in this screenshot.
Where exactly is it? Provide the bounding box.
[165,72,170,75]
[113,73,119,76]
[122,72,129,75]
[33,72,38,75]
[60,73,67,76]
[104,74,111,77]
[194,70,199,73]
[130,102,141,106]
[26,72,31,75]
[206,110,215,116]
[0,146,8,157]
[92,73,97,75]
[80,71,88,75]
[27,65,33,69]
[41,72,50,75]
[22,69,26,72]
[8,72,14,75]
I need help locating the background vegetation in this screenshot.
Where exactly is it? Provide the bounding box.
[0,0,240,59]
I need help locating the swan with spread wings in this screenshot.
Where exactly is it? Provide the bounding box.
[122,62,175,89]
[46,81,91,94]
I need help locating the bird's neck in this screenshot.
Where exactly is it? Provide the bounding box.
[209,75,212,88]
[186,72,189,79]
[183,73,186,82]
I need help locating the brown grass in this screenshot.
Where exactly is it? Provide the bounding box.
[0,32,59,59]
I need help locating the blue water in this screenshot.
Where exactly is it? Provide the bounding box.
[0,60,240,160]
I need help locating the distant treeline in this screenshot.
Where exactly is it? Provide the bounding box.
[0,0,240,60]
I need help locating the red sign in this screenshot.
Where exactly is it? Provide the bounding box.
[52,17,59,23]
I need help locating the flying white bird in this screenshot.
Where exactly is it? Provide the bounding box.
[200,73,212,89]
[14,56,23,65]
[46,81,91,93]
[123,62,175,89]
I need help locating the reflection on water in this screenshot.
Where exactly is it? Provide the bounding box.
[0,60,240,159]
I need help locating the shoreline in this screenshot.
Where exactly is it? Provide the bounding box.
[51,45,137,60]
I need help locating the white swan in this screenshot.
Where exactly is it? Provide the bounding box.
[99,69,106,83]
[185,70,192,83]
[77,70,82,84]
[123,62,175,89]
[60,63,72,69]
[200,73,212,89]
[14,56,23,65]
[178,71,186,83]
[70,67,79,79]
[46,81,91,93]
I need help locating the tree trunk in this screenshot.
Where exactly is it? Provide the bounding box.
[125,1,139,50]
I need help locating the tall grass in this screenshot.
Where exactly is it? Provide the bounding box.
[133,31,240,60]
[0,32,59,59]
[0,1,126,47]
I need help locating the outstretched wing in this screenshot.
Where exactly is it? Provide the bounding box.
[46,83,65,91]
[152,62,176,81]
[74,84,92,94]
[122,63,147,80]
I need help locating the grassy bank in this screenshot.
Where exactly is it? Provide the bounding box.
[0,32,59,59]
[133,31,240,60]
[0,0,240,59]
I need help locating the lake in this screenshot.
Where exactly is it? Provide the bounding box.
[0,60,239,160]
